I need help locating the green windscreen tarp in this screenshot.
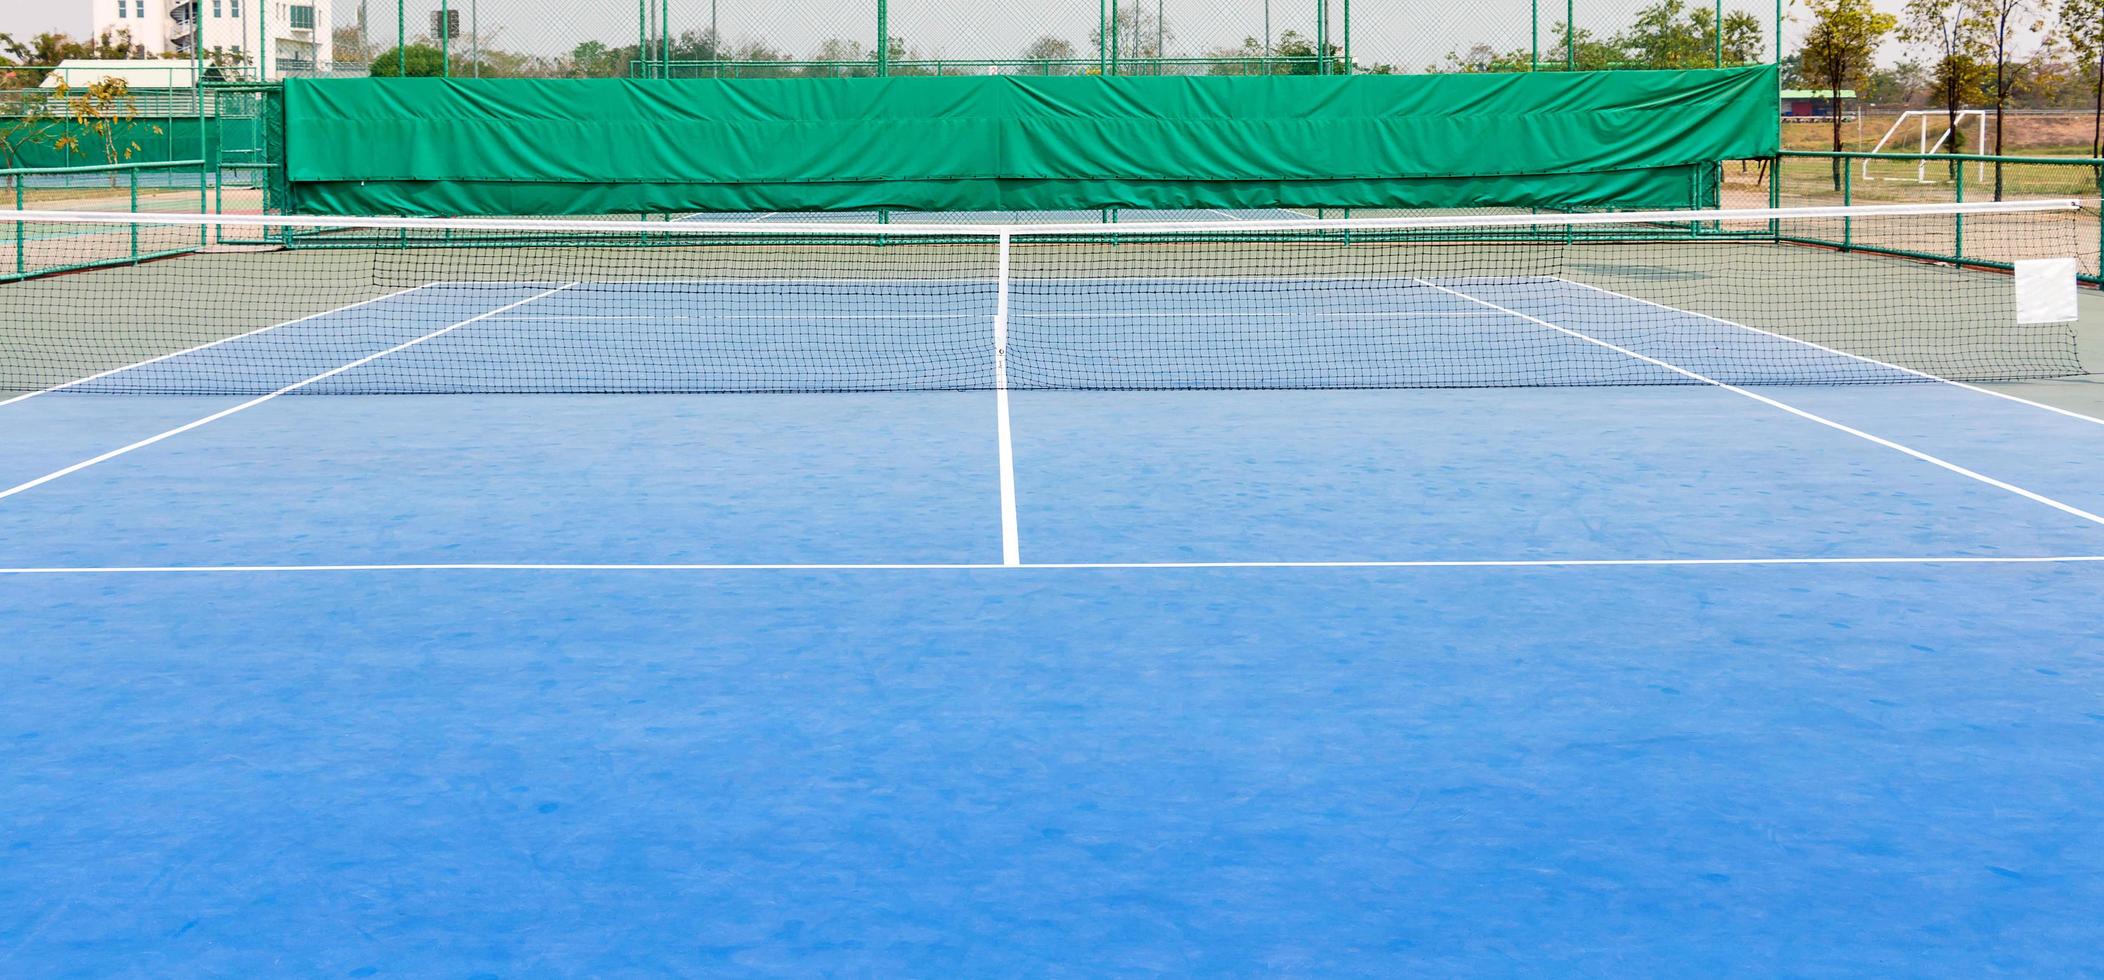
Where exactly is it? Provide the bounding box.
[282,66,1779,216]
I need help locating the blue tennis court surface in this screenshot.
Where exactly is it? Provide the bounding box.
[5,272,2104,973]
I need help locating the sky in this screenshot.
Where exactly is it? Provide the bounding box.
[0,0,2038,70]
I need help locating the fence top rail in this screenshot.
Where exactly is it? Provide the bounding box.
[0,159,208,177]
[1785,149,2104,167]
[648,56,1337,68]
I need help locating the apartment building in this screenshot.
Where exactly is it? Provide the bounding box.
[89,0,333,78]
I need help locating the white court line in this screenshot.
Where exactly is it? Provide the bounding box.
[473,311,1505,322]
[1553,276,2104,427]
[2,555,2102,574]
[1009,310,1502,319]
[1419,279,2104,530]
[993,233,1021,566]
[425,275,1555,287]
[429,277,999,287]
[481,313,992,321]
[0,283,440,408]
[0,283,579,503]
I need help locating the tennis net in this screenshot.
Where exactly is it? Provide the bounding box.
[0,201,2089,395]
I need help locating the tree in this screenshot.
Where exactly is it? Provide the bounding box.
[1904,0,1990,176]
[566,40,628,76]
[1717,10,1768,63]
[1202,37,1265,75]
[1201,29,1343,74]
[0,75,160,169]
[1020,36,1080,74]
[1800,0,1898,187]
[1089,2,1173,69]
[2061,0,2104,154]
[1621,0,1715,66]
[0,31,160,169]
[1436,42,1532,72]
[1616,0,1768,66]
[332,26,371,66]
[369,44,446,77]
[805,38,874,77]
[1271,29,1345,74]
[0,30,148,85]
[1974,0,2043,197]
[1861,59,1933,103]
[1434,22,1659,73]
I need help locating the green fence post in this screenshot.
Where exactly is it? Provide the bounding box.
[1531,0,1539,70]
[1316,0,1327,75]
[1953,156,1964,261]
[1111,0,1120,75]
[1715,0,1723,65]
[1098,0,1107,74]
[1342,0,1350,73]
[130,167,140,258]
[1841,156,1852,249]
[877,0,888,76]
[441,0,450,76]
[13,177,21,276]
[1565,0,1575,69]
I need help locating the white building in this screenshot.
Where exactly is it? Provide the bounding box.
[89,0,332,79]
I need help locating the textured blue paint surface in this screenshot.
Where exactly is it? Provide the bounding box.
[2,565,2102,975]
[4,278,2104,972]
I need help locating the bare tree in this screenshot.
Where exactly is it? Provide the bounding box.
[1802,0,1899,188]
[2061,0,2104,155]
[1973,0,2044,197]
[1904,0,1990,177]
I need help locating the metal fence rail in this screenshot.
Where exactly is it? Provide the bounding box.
[3,160,210,282]
[1771,150,2104,285]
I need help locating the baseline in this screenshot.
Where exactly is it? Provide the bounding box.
[1,555,2102,574]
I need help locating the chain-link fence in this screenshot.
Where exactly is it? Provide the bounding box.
[1736,150,2104,284]
[327,0,1781,79]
